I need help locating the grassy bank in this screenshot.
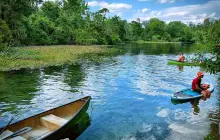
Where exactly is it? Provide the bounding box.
[0,45,121,71]
[135,40,181,44]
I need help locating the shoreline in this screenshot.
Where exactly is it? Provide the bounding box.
[134,40,193,44]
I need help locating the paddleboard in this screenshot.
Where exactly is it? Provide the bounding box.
[171,84,214,101]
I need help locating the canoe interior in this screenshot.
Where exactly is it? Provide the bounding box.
[0,96,90,140]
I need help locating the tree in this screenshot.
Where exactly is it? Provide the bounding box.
[166,21,186,41]
[41,1,61,21]
[0,20,11,51]
[98,8,109,18]
[142,18,165,41]
[0,0,40,46]
[131,21,143,40]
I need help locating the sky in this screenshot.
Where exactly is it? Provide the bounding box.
[86,0,220,24]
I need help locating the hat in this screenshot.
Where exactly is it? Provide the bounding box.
[197,71,204,77]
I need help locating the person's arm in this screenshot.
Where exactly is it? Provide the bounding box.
[195,84,203,91]
[178,56,182,61]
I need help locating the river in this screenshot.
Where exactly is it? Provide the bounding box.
[0,43,219,140]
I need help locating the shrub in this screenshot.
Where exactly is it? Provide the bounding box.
[76,39,98,45]
[112,34,122,44]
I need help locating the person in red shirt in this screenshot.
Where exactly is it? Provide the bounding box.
[192,72,210,98]
[178,53,185,62]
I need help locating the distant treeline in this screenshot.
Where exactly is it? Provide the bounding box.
[0,0,219,49]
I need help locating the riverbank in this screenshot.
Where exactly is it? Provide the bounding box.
[0,45,120,71]
[135,40,181,44]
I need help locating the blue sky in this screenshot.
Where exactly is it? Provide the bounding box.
[86,0,220,24]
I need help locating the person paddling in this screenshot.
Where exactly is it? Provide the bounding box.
[178,53,185,62]
[192,72,210,98]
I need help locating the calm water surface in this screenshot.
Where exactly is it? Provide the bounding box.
[0,43,219,140]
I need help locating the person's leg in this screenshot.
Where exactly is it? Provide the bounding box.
[201,90,207,98]
[205,90,211,98]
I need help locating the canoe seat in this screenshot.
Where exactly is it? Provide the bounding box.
[40,114,68,131]
[0,130,27,140]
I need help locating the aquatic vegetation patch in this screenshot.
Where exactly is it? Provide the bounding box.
[0,45,122,71]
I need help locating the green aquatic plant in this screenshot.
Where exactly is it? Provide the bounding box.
[0,45,122,71]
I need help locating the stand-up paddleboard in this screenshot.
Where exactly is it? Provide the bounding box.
[171,84,214,101]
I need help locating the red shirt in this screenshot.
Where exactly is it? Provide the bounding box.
[192,77,201,90]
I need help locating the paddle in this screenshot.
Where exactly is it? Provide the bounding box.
[2,127,32,140]
[0,117,13,136]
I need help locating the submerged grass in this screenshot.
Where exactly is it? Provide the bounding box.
[0,45,122,71]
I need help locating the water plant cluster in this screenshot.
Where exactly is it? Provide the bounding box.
[0,45,121,71]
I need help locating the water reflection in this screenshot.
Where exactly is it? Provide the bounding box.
[0,64,86,126]
[116,43,198,55]
[63,112,91,140]
[0,69,40,113]
[178,66,184,71]
[171,96,213,115]
[207,110,220,140]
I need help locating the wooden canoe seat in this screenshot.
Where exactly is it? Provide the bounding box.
[0,130,26,140]
[40,114,68,131]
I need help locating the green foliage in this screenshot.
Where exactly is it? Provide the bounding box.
[194,19,220,73]
[0,20,11,51]
[166,21,186,39]
[0,0,201,47]
[27,13,55,45]
[131,21,143,40]
[208,20,220,44]
[41,1,61,20]
[204,134,215,140]
[147,18,166,36]
[77,39,98,45]
[182,26,193,42]
[0,0,39,46]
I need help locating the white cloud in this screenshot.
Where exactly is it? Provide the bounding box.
[138,8,149,13]
[157,109,170,117]
[157,0,175,4]
[142,8,149,13]
[132,0,220,24]
[87,1,98,7]
[87,1,132,14]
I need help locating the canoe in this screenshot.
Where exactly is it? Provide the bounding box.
[167,59,200,66]
[0,96,91,140]
[171,84,214,101]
